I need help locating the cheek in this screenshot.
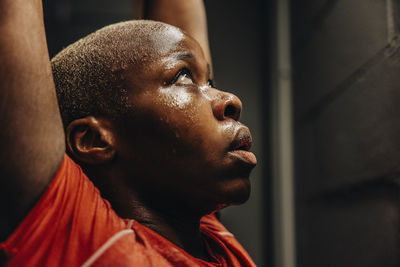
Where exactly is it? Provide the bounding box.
[157,88,209,141]
[123,88,224,169]
[159,87,194,109]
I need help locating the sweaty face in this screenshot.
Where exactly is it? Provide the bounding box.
[114,25,257,214]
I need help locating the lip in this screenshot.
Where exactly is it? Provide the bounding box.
[228,150,257,165]
[229,127,252,151]
[228,127,257,165]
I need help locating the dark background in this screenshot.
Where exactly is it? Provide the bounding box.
[42,1,272,266]
[292,0,400,266]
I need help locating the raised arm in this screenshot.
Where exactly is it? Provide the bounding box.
[142,0,212,69]
[0,0,65,239]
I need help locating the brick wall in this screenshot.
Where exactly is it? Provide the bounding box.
[292,0,400,266]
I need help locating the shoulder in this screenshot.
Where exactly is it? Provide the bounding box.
[1,155,128,266]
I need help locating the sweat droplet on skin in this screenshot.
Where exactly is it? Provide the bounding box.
[160,87,193,109]
[150,27,185,55]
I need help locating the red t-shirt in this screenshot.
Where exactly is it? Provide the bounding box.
[0,155,256,266]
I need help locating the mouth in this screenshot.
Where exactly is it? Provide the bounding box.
[228,127,257,166]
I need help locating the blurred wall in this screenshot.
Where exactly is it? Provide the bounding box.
[43,0,268,266]
[292,0,400,266]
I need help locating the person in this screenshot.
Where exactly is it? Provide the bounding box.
[0,0,257,266]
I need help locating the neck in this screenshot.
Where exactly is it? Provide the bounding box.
[124,196,214,261]
[131,202,211,260]
[92,172,214,261]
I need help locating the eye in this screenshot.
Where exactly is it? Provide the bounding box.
[208,79,215,88]
[171,68,194,85]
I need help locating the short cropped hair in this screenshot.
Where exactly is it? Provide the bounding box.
[51,20,167,128]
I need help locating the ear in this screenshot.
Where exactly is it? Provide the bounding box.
[66,116,116,164]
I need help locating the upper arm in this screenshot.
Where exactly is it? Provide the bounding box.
[142,0,213,72]
[0,0,65,239]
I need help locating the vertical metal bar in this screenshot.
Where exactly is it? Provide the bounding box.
[271,0,296,266]
[386,0,395,43]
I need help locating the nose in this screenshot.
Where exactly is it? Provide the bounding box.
[211,90,242,121]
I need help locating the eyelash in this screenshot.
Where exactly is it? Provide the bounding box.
[171,68,193,84]
[168,67,214,88]
[208,79,215,88]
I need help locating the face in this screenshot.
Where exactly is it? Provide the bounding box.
[113,25,257,214]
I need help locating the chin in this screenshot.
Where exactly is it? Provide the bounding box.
[219,177,251,207]
[198,178,251,215]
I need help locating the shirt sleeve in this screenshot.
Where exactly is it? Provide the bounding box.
[0,154,127,267]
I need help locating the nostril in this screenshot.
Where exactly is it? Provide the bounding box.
[224,104,237,119]
[212,91,242,121]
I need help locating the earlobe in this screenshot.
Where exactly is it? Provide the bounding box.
[66,116,116,164]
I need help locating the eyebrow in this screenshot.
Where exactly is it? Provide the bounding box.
[172,52,212,79]
[175,52,194,61]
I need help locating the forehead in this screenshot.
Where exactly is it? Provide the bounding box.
[137,25,206,67]
[123,24,208,94]
[147,26,185,54]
